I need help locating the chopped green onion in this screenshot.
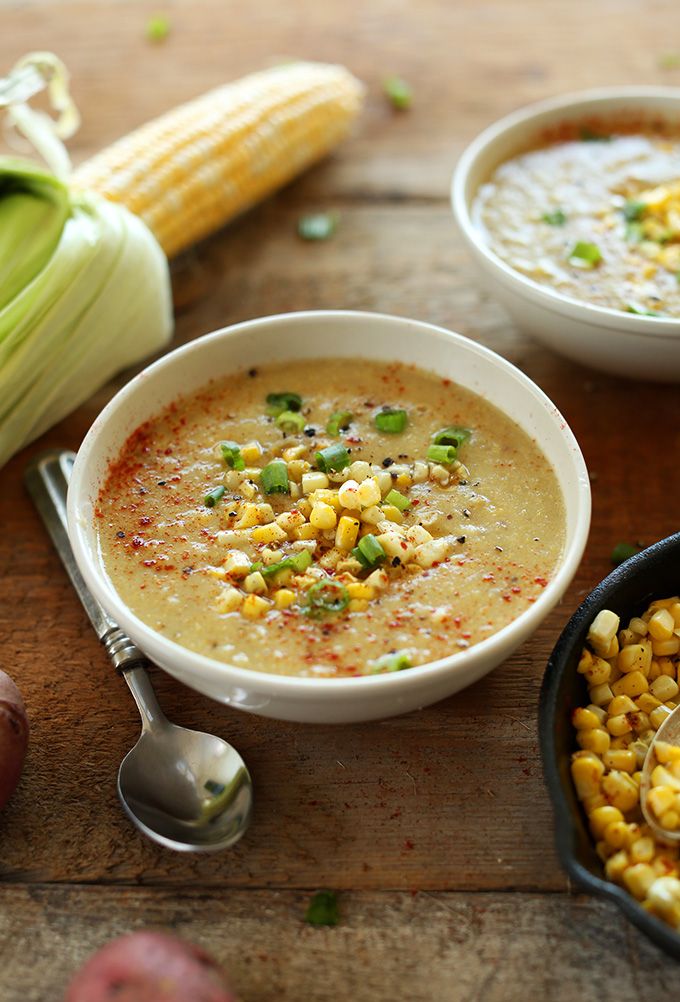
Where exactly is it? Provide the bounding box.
[368,651,412,674]
[266,391,302,416]
[220,441,245,471]
[297,212,339,241]
[659,52,680,70]
[623,200,646,222]
[625,222,644,243]
[625,304,661,317]
[352,534,386,569]
[374,407,408,434]
[383,75,412,110]
[326,410,353,436]
[204,485,225,508]
[579,127,610,142]
[427,443,457,465]
[611,542,639,566]
[261,460,289,494]
[384,488,411,512]
[257,549,313,579]
[145,14,171,42]
[303,579,350,617]
[432,426,471,449]
[204,779,226,796]
[305,890,339,926]
[316,442,350,473]
[276,410,305,434]
[567,242,602,268]
[541,209,567,226]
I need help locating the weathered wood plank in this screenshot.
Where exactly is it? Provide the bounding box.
[0,884,674,1002]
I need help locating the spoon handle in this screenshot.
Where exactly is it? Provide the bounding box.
[24,449,149,675]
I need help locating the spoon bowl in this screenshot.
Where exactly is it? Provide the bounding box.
[641,704,680,843]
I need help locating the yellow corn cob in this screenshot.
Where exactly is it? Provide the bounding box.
[73,62,364,258]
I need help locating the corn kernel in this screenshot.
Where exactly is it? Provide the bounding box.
[356,477,382,508]
[603,820,634,850]
[637,692,662,714]
[601,770,639,811]
[243,571,267,595]
[241,441,263,464]
[287,459,311,483]
[252,522,288,545]
[360,505,383,525]
[206,565,228,580]
[647,785,676,819]
[652,637,680,657]
[241,594,271,619]
[273,588,296,609]
[572,707,604,730]
[650,704,673,730]
[275,511,305,535]
[414,538,451,569]
[348,598,369,613]
[381,504,405,525]
[603,749,637,773]
[623,862,656,900]
[606,714,633,737]
[588,609,620,655]
[589,805,624,838]
[346,582,375,600]
[571,755,606,800]
[589,682,614,707]
[366,568,389,591]
[611,670,649,698]
[374,470,393,496]
[618,642,653,675]
[310,502,338,531]
[605,849,630,881]
[348,460,371,482]
[223,550,252,578]
[335,515,360,551]
[302,471,329,494]
[294,523,320,541]
[214,584,243,613]
[577,728,611,754]
[338,480,361,508]
[648,608,676,641]
[608,695,637,715]
[580,656,611,687]
[629,616,649,636]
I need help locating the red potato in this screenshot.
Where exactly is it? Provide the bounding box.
[65,931,237,1002]
[0,669,29,810]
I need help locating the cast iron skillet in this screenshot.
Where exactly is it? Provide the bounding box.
[540,530,680,958]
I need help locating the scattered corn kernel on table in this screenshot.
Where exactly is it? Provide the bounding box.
[1,1,680,998]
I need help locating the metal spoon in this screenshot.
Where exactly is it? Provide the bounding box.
[25,449,253,852]
[641,704,680,842]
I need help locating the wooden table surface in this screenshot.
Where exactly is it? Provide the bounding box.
[1,1,680,998]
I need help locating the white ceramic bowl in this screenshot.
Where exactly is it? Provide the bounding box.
[452,87,680,381]
[67,311,591,724]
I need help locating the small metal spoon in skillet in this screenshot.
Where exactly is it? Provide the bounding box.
[641,703,680,843]
[25,449,253,852]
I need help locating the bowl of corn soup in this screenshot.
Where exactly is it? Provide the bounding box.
[540,531,680,958]
[452,88,680,381]
[68,310,590,723]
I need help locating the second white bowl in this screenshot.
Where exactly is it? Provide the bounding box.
[452,87,680,381]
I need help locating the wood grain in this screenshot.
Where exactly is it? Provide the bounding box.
[1,0,680,998]
[1,884,678,1002]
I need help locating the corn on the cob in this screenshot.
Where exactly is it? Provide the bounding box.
[73,62,364,258]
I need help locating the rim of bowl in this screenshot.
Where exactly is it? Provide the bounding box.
[68,309,591,696]
[451,85,680,338]
[539,530,680,956]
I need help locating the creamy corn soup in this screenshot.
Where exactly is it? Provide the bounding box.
[97,359,565,677]
[474,118,680,316]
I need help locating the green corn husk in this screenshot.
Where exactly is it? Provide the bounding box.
[0,157,172,469]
